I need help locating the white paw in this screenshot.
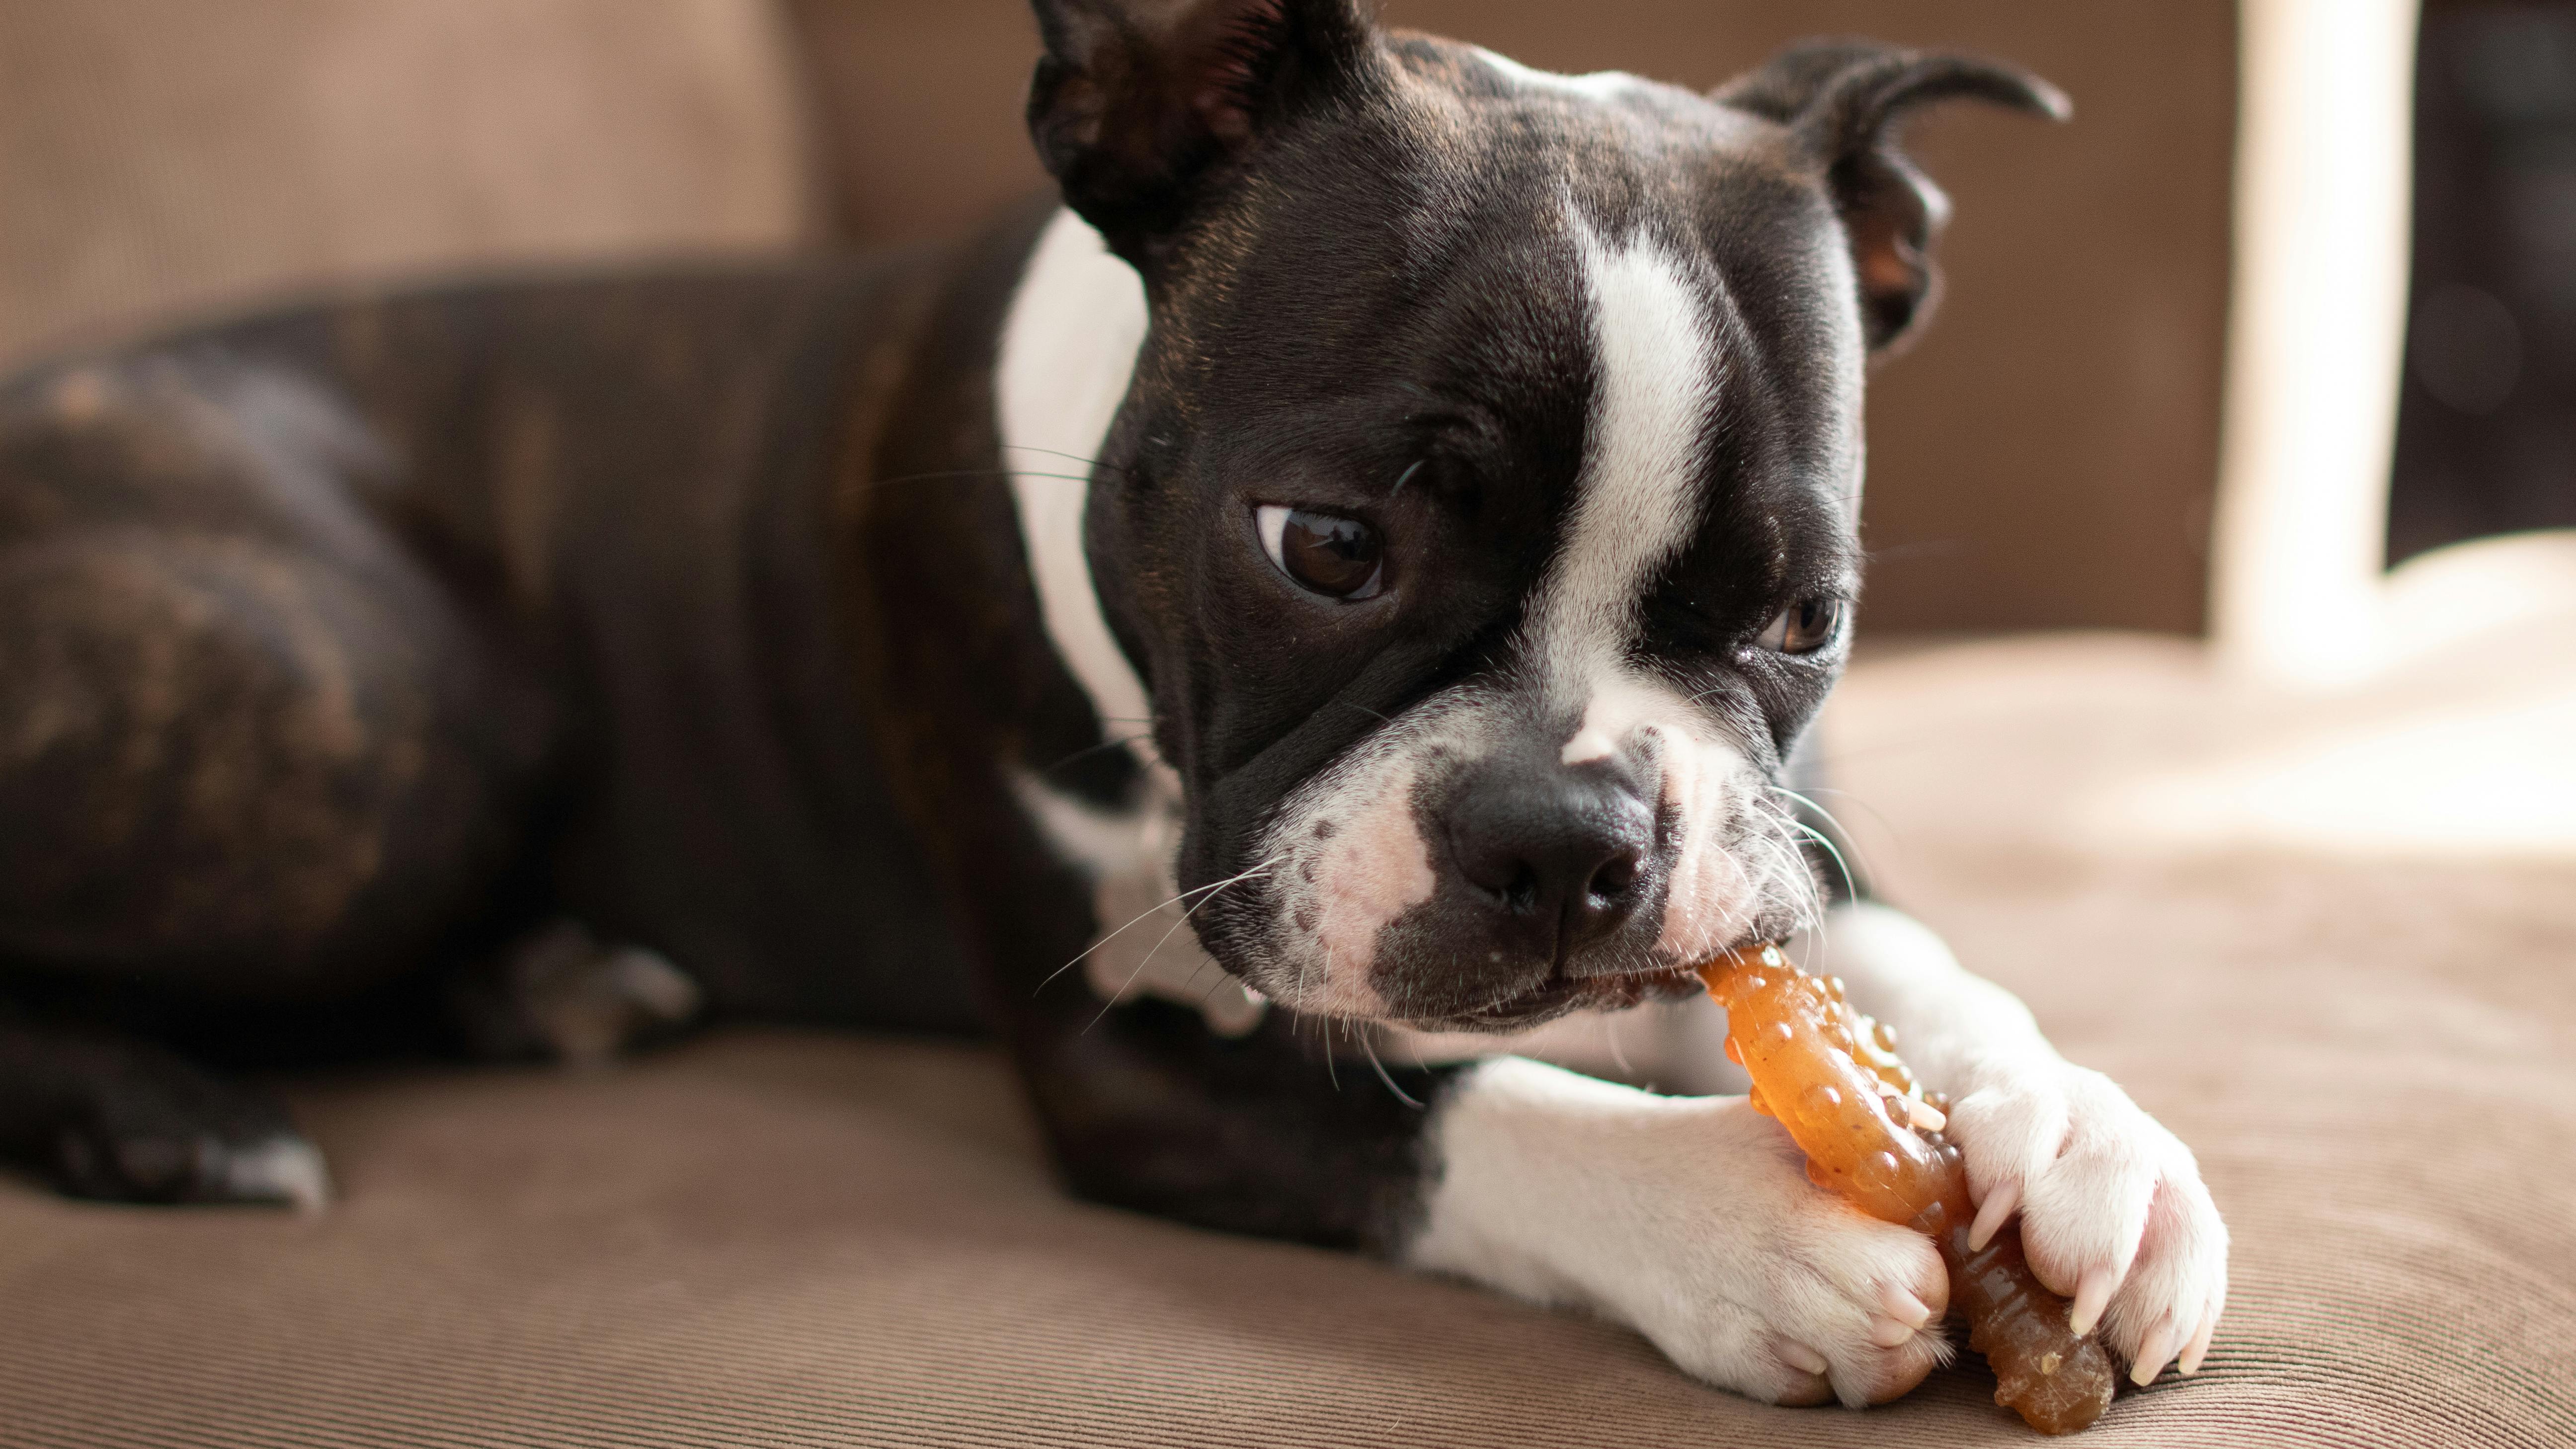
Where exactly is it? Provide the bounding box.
[1410,1058,1951,1408]
[1625,1102,1956,1406]
[1945,1054,2229,1382]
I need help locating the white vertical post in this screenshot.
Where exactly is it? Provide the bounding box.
[2209,0,2422,685]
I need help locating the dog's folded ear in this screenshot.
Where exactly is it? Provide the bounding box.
[1026,0,1377,260]
[1714,40,2069,352]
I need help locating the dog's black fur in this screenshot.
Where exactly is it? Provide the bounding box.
[0,0,2055,1257]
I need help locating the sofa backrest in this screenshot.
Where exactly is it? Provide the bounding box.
[0,0,816,371]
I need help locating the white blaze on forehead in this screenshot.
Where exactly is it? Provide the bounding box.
[1522,222,1778,965]
[1559,672,1665,767]
[1531,214,1721,693]
[1473,47,1644,103]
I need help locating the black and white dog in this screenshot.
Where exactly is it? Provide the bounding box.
[0,0,2225,1410]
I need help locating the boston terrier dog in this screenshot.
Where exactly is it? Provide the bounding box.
[0,0,2227,1409]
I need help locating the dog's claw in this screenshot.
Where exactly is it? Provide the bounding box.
[1775,1339,1830,1376]
[2178,1309,2218,1375]
[2128,1314,2179,1385]
[1879,1281,1932,1330]
[2068,1264,2116,1338]
[1968,1177,2019,1252]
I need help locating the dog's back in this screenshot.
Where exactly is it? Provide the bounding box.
[0,250,1004,1082]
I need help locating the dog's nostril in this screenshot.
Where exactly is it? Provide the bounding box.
[1492,861,1541,913]
[1588,850,1641,903]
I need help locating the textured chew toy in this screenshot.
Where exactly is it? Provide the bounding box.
[1699,944,2115,1435]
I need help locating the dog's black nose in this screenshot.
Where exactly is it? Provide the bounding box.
[1447,757,1655,958]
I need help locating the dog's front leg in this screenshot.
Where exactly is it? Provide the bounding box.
[997,946,1493,1247]
[1017,982,1949,1408]
[1815,902,2230,1382]
[1406,1056,1952,1408]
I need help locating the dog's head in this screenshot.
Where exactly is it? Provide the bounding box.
[1018,0,2063,1030]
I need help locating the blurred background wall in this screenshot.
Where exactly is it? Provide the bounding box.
[2390,0,2576,564]
[0,0,817,368]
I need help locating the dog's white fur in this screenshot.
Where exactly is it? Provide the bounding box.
[1529,218,1716,691]
[1810,904,2230,1374]
[996,200,2228,1404]
[1472,47,1644,104]
[997,208,1154,740]
[1409,1051,1953,1406]
[1408,904,2230,1401]
[998,209,1271,1034]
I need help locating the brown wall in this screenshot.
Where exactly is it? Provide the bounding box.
[787,1,2237,636]
[0,0,814,371]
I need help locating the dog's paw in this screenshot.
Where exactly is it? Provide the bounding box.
[452,919,703,1068]
[18,1036,330,1209]
[54,1124,331,1209]
[1410,1058,1950,1408]
[1623,1103,1957,1407]
[1945,1054,2228,1382]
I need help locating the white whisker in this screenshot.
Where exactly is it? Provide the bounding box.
[1361,1030,1422,1108]
[1606,1011,1636,1080]
[1036,871,1252,997]
[1767,784,1875,892]
[1744,808,1823,941]
[1082,855,1282,1033]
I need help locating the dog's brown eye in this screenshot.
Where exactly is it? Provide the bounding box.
[1256,504,1384,600]
[1756,598,1844,655]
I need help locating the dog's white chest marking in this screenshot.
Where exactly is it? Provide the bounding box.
[998,209,1154,736]
[995,208,1266,1035]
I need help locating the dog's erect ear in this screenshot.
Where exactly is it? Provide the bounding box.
[1026,0,1376,257]
[1714,40,2068,352]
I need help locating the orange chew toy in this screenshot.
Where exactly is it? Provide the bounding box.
[1699,944,2115,1435]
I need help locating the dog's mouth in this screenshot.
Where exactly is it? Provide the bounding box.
[1400,962,1707,1031]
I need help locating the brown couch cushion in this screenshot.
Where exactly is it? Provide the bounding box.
[0,0,814,372]
[4,630,2573,1448]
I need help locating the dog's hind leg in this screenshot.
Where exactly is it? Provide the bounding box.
[0,357,559,1204]
[0,1008,328,1206]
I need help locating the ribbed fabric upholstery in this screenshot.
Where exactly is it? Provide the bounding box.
[5,633,2572,1447]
